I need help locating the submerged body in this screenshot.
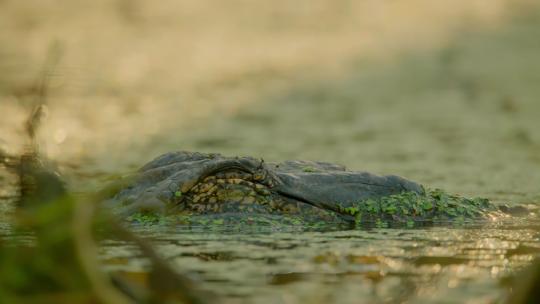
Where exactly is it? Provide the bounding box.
[105,151,501,226]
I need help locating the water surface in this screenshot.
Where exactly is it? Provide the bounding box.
[1,2,540,303]
[101,219,540,303]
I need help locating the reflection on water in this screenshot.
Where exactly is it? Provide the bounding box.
[100,219,540,303]
[2,1,540,302]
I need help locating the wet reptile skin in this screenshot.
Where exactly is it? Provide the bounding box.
[103,151,425,223]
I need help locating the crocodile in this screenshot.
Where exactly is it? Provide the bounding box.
[103,151,518,227]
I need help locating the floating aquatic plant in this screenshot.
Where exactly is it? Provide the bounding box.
[339,188,497,224]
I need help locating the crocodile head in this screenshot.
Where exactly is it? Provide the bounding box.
[103,151,428,225]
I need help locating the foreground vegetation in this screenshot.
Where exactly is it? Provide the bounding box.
[1,1,540,302]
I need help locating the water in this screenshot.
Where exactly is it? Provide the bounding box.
[100,219,540,303]
[2,1,540,302]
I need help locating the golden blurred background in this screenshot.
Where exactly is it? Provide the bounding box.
[1,0,540,203]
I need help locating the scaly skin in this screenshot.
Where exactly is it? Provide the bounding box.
[103,151,504,226]
[169,169,345,225]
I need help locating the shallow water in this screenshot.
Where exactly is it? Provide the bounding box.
[100,219,540,303]
[2,1,540,303]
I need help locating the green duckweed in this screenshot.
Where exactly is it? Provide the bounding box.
[338,188,497,224]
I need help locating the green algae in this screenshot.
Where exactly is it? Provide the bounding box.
[126,212,166,225]
[125,210,347,231]
[302,166,318,173]
[340,188,498,225]
[125,188,499,228]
